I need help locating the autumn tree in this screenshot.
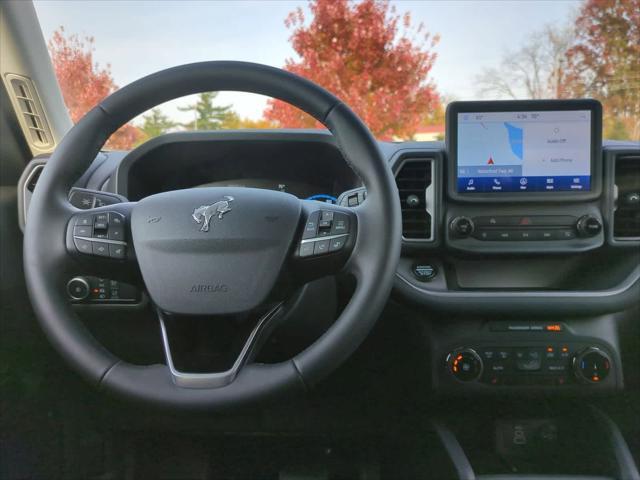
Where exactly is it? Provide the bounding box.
[562,0,640,140]
[476,24,575,100]
[48,27,141,149]
[179,92,233,130]
[139,108,177,140]
[220,112,278,129]
[263,0,440,140]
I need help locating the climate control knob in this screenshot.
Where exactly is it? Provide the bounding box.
[573,347,611,384]
[576,215,602,237]
[447,348,483,382]
[450,216,475,238]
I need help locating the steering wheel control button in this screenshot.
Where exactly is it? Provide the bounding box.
[330,213,349,235]
[73,225,92,237]
[92,242,110,257]
[93,212,109,231]
[73,237,93,254]
[328,236,347,252]
[109,244,126,259]
[299,242,315,257]
[75,213,94,226]
[108,225,124,241]
[67,277,90,301]
[450,216,474,238]
[302,211,320,239]
[574,347,611,384]
[447,348,483,382]
[313,239,330,255]
[413,264,437,281]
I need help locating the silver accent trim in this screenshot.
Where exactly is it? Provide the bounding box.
[300,233,348,244]
[158,302,284,389]
[73,236,127,246]
[21,163,45,227]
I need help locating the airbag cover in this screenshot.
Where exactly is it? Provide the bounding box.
[131,187,300,315]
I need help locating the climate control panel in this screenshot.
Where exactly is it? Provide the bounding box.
[445,343,613,388]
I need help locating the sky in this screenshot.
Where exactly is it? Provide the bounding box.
[33,0,582,125]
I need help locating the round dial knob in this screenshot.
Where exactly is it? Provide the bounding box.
[66,277,90,301]
[450,216,475,238]
[576,215,602,237]
[447,348,483,382]
[574,347,611,384]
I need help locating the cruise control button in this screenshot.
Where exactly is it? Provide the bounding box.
[109,244,126,259]
[92,242,110,257]
[320,211,334,221]
[109,212,125,225]
[330,213,350,235]
[74,237,93,254]
[73,225,92,237]
[299,242,314,257]
[328,236,347,252]
[313,239,330,255]
[302,211,320,239]
[108,225,125,241]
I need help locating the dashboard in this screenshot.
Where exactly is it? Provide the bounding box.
[18,99,640,396]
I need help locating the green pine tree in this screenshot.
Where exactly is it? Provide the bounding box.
[140,108,177,139]
[179,92,232,130]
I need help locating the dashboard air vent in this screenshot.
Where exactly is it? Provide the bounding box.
[6,74,54,149]
[613,155,640,239]
[395,159,433,240]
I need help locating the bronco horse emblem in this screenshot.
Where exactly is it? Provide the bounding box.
[192,196,234,232]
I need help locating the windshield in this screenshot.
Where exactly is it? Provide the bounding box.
[34,0,639,149]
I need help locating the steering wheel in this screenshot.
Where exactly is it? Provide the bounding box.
[23,62,401,410]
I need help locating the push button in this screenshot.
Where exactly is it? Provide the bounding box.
[73,225,92,238]
[108,225,124,241]
[92,242,110,257]
[328,236,347,252]
[75,214,94,227]
[299,242,314,257]
[74,237,92,255]
[94,213,109,232]
[109,244,126,259]
[313,239,330,255]
[302,211,320,239]
[330,213,349,235]
[515,349,542,371]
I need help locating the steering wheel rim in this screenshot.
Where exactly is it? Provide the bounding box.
[24,61,402,409]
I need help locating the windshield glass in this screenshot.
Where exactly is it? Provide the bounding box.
[34,0,639,149]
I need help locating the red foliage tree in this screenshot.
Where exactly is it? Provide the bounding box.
[263,0,440,140]
[563,0,640,139]
[48,27,141,149]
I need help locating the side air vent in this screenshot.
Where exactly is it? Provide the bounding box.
[6,74,54,150]
[613,155,640,240]
[395,158,434,240]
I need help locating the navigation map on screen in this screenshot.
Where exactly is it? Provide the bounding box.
[456,110,592,193]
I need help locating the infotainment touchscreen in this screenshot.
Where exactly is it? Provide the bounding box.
[455,109,592,194]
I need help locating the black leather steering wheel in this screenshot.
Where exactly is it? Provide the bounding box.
[23,61,401,410]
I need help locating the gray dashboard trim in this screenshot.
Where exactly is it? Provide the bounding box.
[394,264,640,315]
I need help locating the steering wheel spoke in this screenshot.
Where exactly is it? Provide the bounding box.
[64,202,140,283]
[157,301,287,389]
[289,200,359,283]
